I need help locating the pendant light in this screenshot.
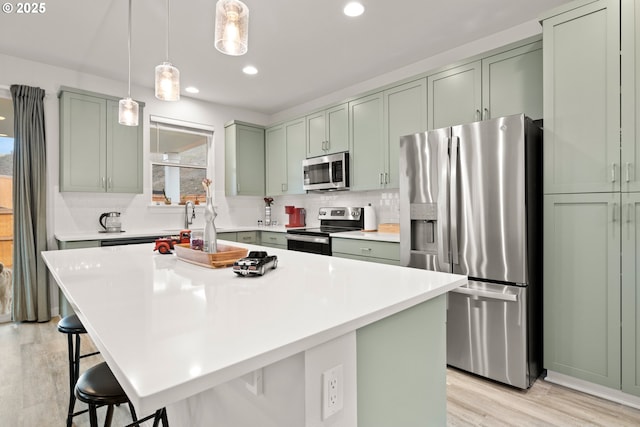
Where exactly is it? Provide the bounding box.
[155,0,180,101]
[214,0,249,56]
[119,0,139,126]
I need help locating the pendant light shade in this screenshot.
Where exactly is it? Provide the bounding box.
[119,97,139,126]
[215,0,249,56]
[155,0,180,101]
[155,61,180,101]
[119,0,139,126]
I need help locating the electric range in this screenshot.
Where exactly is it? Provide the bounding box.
[286,207,364,255]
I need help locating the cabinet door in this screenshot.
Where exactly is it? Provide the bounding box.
[349,93,384,191]
[542,0,620,194]
[384,79,427,189]
[622,0,640,192]
[482,41,542,121]
[623,192,640,397]
[106,100,143,193]
[236,125,265,196]
[285,118,306,194]
[306,111,325,158]
[265,124,287,196]
[325,103,349,154]
[59,92,107,192]
[427,61,481,130]
[543,193,621,389]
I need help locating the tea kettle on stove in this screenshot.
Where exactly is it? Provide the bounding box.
[99,212,122,233]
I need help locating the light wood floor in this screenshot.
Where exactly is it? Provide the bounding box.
[2,318,640,426]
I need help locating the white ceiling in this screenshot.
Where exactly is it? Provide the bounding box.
[0,0,570,136]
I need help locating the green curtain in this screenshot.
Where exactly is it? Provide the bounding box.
[11,85,50,322]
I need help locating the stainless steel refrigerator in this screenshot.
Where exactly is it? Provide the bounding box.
[399,114,542,389]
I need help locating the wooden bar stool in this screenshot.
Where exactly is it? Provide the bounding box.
[75,361,168,427]
[57,314,100,427]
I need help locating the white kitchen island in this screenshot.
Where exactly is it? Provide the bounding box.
[42,242,466,427]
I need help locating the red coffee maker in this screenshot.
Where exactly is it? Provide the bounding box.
[285,206,306,228]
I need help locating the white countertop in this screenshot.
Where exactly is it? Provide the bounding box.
[42,242,464,414]
[54,226,291,242]
[330,230,400,243]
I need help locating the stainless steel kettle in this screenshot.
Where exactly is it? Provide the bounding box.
[99,212,122,232]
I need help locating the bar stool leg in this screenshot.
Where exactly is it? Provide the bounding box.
[88,403,99,427]
[65,333,79,427]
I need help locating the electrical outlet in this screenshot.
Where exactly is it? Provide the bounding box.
[322,364,344,420]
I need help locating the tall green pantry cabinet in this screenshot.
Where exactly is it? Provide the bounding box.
[542,0,640,399]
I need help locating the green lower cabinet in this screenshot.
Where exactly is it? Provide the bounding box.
[622,193,640,397]
[332,238,400,265]
[260,231,287,249]
[543,193,621,389]
[236,231,257,244]
[217,232,237,242]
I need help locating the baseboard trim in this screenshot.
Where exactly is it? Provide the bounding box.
[545,370,640,410]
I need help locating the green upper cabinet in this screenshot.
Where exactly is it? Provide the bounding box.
[265,118,307,196]
[306,103,348,158]
[349,92,385,191]
[427,61,482,130]
[542,0,620,194]
[265,124,287,196]
[481,41,543,121]
[543,192,621,389]
[622,0,640,193]
[225,121,265,196]
[59,88,143,193]
[285,118,306,195]
[384,79,427,189]
[349,80,427,191]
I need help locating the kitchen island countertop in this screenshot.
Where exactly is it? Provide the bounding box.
[42,242,465,423]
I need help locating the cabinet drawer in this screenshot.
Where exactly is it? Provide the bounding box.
[260,231,287,248]
[217,232,237,242]
[332,238,400,261]
[237,231,258,244]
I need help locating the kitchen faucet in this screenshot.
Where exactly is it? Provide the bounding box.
[185,201,195,229]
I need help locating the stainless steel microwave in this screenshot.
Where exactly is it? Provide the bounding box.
[303,152,349,191]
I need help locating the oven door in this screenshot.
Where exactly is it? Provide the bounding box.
[286,234,331,256]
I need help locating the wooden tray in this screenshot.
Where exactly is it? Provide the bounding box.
[174,243,248,269]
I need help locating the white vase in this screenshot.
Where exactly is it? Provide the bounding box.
[203,197,217,253]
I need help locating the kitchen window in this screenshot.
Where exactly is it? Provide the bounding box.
[149,116,214,206]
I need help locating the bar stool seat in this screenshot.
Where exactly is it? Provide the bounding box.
[58,314,100,427]
[75,362,168,427]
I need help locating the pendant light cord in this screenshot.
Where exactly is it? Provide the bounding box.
[165,0,170,61]
[127,0,132,98]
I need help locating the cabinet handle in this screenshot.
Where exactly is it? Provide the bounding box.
[108,177,112,189]
[379,173,384,185]
[360,247,372,252]
[483,108,489,120]
[476,109,481,121]
[626,162,631,183]
[613,202,618,222]
[611,163,617,183]
[385,173,389,184]
[101,177,106,189]
[237,183,240,193]
[326,140,330,151]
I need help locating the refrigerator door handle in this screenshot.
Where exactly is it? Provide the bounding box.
[450,135,460,265]
[450,286,518,302]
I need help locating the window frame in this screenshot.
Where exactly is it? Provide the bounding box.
[148,115,214,206]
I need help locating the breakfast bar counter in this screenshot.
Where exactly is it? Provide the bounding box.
[42,242,466,426]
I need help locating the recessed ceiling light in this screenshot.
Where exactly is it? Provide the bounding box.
[243,65,258,75]
[344,2,364,17]
[0,133,7,137]
[0,116,5,120]
[185,86,200,94]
